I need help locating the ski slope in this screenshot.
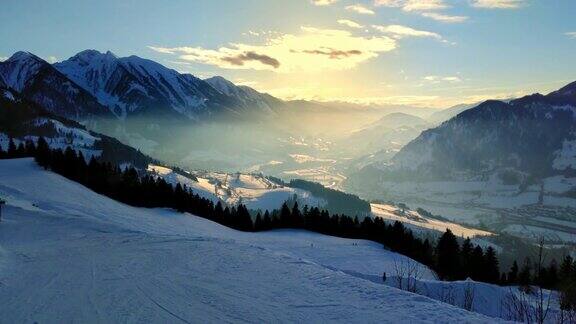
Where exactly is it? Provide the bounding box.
[0,159,504,323]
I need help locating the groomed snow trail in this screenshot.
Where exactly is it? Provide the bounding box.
[0,159,503,323]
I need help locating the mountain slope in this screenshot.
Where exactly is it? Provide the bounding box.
[359,81,576,182]
[54,50,250,120]
[427,102,479,125]
[337,112,430,166]
[0,158,502,323]
[205,76,285,115]
[0,84,151,167]
[0,52,112,121]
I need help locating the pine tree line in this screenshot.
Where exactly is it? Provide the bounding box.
[1,137,574,293]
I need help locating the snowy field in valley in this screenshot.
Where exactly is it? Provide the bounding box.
[349,177,576,245]
[0,159,504,323]
[371,203,493,239]
[148,164,325,211]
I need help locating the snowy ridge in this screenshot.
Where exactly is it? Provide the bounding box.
[3,49,285,128]
[0,52,111,120]
[0,158,502,323]
[205,76,282,114]
[0,52,46,92]
[53,50,135,118]
[54,50,246,120]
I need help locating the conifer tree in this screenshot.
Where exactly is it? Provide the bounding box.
[7,138,17,157]
[560,255,575,282]
[519,258,533,288]
[461,238,473,278]
[508,261,519,284]
[483,246,500,283]
[280,202,291,227]
[254,212,263,231]
[435,229,461,280]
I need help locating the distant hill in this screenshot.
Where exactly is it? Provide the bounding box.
[426,102,479,125]
[351,81,576,183]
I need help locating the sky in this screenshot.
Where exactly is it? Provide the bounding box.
[1,0,575,108]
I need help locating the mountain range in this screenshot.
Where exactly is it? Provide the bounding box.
[0,50,282,123]
[5,49,576,187]
[351,81,576,185]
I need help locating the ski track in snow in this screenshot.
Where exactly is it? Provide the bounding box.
[0,159,504,323]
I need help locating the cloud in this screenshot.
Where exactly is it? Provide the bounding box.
[420,12,468,23]
[221,51,280,69]
[149,27,396,73]
[331,95,442,107]
[470,0,524,9]
[46,56,58,63]
[337,19,363,29]
[423,75,462,83]
[565,32,576,39]
[372,24,442,40]
[300,48,363,59]
[373,1,466,23]
[0,56,8,62]
[345,4,375,14]
[374,0,448,11]
[311,0,338,5]
[403,0,448,11]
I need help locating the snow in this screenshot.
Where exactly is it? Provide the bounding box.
[119,55,209,116]
[148,164,325,211]
[0,158,503,323]
[502,224,576,242]
[371,203,493,238]
[54,50,215,119]
[34,118,100,146]
[289,153,336,164]
[553,137,576,170]
[1,88,15,101]
[0,127,102,160]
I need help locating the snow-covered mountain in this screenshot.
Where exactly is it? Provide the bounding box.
[0,82,151,167]
[205,76,284,115]
[355,81,576,182]
[54,50,242,120]
[0,52,112,121]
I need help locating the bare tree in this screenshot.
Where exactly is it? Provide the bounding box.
[500,288,533,323]
[557,280,576,324]
[499,238,555,324]
[437,285,456,306]
[462,281,476,312]
[535,238,552,324]
[392,258,423,293]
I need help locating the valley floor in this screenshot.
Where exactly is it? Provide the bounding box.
[0,159,499,323]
